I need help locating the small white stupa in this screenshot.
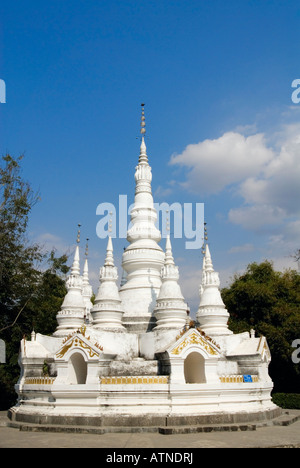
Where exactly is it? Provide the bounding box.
[154,236,188,329]
[9,105,280,432]
[197,243,232,336]
[91,236,125,331]
[54,225,86,337]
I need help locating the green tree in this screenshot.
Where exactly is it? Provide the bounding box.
[0,154,42,330]
[222,261,300,393]
[0,155,69,409]
[293,249,300,263]
[27,250,69,335]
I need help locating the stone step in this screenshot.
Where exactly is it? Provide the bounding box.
[0,415,8,427]
[8,419,257,434]
[8,421,159,434]
[158,424,257,434]
[6,409,300,435]
[269,410,300,426]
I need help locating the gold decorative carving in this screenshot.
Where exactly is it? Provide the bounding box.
[262,342,271,359]
[171,331,218,356]
[175,325,220,350]
[76,338,100,358]
[56,334,103,359]
[257,337,271,360]
[56,340,74,358]
[219,375,259,383]
[100,376,169,385]
[24,377,56,385]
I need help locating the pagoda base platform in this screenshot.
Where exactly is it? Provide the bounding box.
[7,406,284,434]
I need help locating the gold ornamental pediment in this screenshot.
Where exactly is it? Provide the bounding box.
[257,336,271,361]
[55,327,103,360]
[169,329,220,357]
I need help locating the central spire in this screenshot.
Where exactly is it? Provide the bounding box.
[119,104,165,333]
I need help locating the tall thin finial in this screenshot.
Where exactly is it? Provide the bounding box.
[76,224,81,244]
[140,103,146,137]
[108,211,113,234]
[201,222,208,255]
[166,209,170,235]
[85,238,89,257]
[71,224,81,276]
[138,104,148,163]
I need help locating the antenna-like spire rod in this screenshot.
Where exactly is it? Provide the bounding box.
[140,103,146,137]
[108,211,113,235]
[71,224,81,276]
[85,238,89,257]
[202,222,208,255]
[138,103,148,163]
[166,210,170,234]
[76,223,81,244]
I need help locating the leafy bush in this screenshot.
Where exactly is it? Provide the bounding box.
[222,261,300,393]
[272,393,300,409]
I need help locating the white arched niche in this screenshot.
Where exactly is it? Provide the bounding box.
[184,351,206,383]
[68,352,87,384]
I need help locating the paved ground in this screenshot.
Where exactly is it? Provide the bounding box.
[1,411,300,448]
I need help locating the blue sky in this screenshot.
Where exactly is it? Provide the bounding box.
[1,0,300,312]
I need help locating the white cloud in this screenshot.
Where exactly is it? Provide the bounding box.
[170,131,274,195]
[243,132,300,214]
[228,243,254,254]
[170,122,300,232]
[154,184,173,198]
[167,120,300,275]
[266,219,300,255]
[228,204,287,231]
[228,122,300,240]
[177,264,202,311]
[35,232,71,256]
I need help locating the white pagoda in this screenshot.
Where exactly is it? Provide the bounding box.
[8,106,280,432]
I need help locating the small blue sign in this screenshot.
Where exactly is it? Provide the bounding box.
[243,374,253,383]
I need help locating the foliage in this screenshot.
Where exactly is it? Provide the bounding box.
[222,261,300,393]
[0,154,42,331]
[0,155,69,409]
[293,249,300,263]
[272,393,300,410]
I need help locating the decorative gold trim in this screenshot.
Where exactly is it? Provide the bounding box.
[175,325,221,350]
[100,376,169,385]
[24,377,56,385]
[56,340,74,358]
[256,336,271,360]
[76,338,100,358]
[56,332,103,359]
[171,331,218,356]
[219,375,259,383]
[257,336,263,351]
